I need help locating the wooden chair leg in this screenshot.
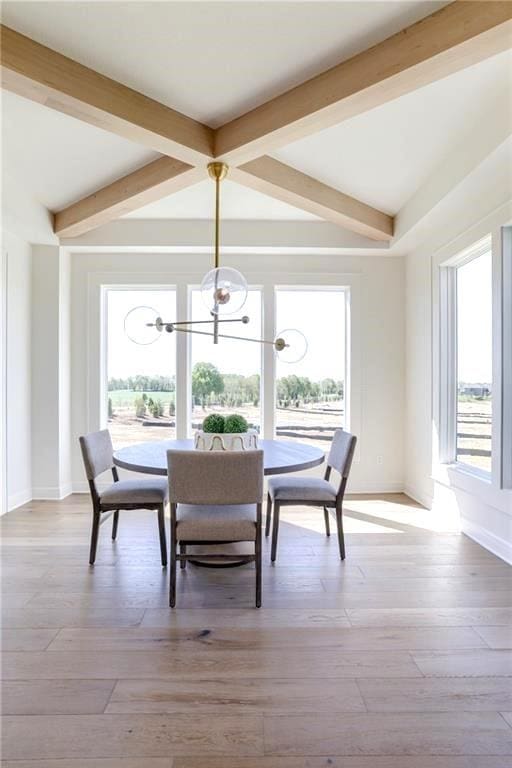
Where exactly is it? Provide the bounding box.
[169,526,176,607]
[335,503,346,560]
[158,507,167,567]
[271,502,281,563]
[180,542,187,569]
[255,522,262,608]
[89,511,100,565]
[323,506,331,537]
[111,510,119,540]
[265,493,272,537]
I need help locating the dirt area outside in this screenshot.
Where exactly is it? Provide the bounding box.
[456,397,492,472]
[108,391,344,451]
[108,392,491,471]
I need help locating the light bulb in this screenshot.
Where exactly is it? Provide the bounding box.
[200,266,248,315]
[275,328,308,363]
[124,306,162,345]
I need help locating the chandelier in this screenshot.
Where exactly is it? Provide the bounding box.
[125,162,307,363]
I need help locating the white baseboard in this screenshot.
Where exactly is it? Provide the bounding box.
[461,518,512,565]
[72,480,109,494]
[32,483,73,501]
[7,488,32,512]
[403,484,433,510]
[347,481,405,495]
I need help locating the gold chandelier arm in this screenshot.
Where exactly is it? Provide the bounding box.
[170,317,248,326]
[170,325,284,347]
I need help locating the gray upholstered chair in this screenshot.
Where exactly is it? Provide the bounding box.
[167,449,264,608]
[266,429,357,562]
[79,430,168,566]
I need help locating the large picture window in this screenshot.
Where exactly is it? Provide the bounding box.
[189,288,262,434]
[106,288,176,448]
[456,250,493,472]
[103,283,349,454]
[275,288,346,449]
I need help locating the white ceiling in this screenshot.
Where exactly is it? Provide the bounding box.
[1,90,157,210]
[274,50,512,214]
[1,0,509,227]
[1,1,448,126]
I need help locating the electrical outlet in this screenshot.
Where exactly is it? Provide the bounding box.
[377,455,383,465]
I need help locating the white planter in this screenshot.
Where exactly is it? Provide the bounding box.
[194,429,259,451]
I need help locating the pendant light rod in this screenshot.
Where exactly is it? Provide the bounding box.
[207,162,228,270]
[207,162,229,343]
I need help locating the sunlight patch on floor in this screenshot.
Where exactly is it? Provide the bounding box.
[279,494,460,536]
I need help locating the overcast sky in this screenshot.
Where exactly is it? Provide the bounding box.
[108,287,346,382]
[457,249,492,384]
[107,253,492,386]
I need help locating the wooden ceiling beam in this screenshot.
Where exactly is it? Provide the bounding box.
[0,25,214,165]
[54,157,203,238]
[215,1,512,164]
[5,2,510,239]
[232,157,393,241]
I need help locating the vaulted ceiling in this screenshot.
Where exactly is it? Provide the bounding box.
[1,1,511,247]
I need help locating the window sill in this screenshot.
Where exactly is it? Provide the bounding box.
[432,462,512,516]
[450,462,492,484]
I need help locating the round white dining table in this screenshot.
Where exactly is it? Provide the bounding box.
[113,438,325,476]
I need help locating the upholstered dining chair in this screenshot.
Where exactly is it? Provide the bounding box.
[79,430,168,566]
[167,449,264,608]
[266,429,357,562]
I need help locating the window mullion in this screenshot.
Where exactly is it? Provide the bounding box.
[175,283,190,439]
[262,284,276,439]
[439,266,457,463]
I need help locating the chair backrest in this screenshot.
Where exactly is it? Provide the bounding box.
[167,449,264,506]
[326,429,357,483]
[79,429,114,481]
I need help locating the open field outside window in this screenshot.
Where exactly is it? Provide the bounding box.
[456,250,493,473]
[106,288,176,448]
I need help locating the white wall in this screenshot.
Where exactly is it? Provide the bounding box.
[405,143,512,562]
[69,250,405,494]
[3,230,32,511]
[31,246,72,499]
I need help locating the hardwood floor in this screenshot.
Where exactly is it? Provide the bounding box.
[1,493,512,766]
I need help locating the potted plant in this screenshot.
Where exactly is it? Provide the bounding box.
[194,413,258,451]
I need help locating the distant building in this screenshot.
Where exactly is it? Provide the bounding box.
[459,384,492,397]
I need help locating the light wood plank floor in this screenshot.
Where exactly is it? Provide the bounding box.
[1,493,512,766]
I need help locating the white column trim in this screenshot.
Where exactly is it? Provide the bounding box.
[0,247,7,515]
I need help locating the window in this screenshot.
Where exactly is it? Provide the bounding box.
[189,288,262,434]
[103,282,351,452]
[106,288,176,448]
[456,250,493,472]
[275,288,346,449]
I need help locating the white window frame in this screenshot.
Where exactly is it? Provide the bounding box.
[438,235,495,482]
[98,279,351,450]
[499,226,512,490]
[100,284,177,433]
[274,284,349,436]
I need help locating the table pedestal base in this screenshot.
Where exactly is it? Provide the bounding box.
[185,542,252,569]
[188,558,248,569]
